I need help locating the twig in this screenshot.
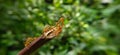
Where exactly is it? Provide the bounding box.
[18,35,53,55]
[18,17,64,55]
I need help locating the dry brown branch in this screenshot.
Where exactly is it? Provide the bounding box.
[18,35,52,55]
[18,17,64,55]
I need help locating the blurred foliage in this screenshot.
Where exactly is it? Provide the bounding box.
[0,0,120,55]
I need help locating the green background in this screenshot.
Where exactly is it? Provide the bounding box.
[0,0,120,55]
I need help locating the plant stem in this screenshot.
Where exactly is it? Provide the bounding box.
[18,35,52,55]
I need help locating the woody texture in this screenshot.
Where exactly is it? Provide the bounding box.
[18,17,64,55]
